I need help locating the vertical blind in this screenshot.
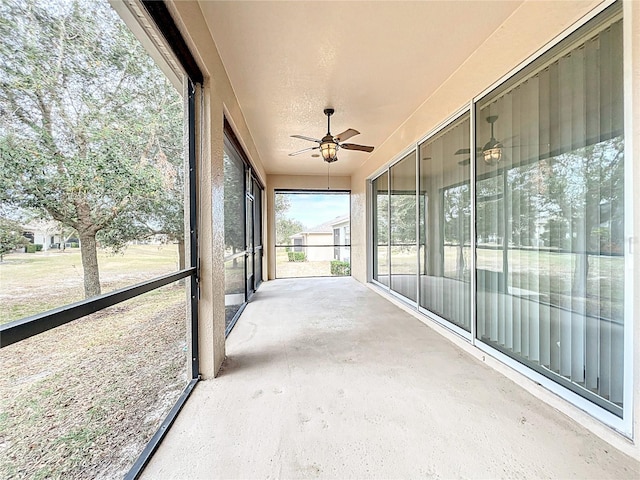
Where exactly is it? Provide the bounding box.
[419,115,471,331]
[390,152,418,301]
[475,15,624,414]
[369,3,624,417]
[373,172,390,286]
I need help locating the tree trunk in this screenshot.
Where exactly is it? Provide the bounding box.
[572,196,597,297]
[178,238,186,270]
[79,233,101,298]
[456,207,465,279]
[456,245,464,280]
[572,217,593,298]
[573,251,590,297]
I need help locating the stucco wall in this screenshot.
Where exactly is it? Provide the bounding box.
[167,0,267,379]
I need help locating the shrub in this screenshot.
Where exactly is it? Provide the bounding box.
[331,260,350,276]
[34,244,43,252]
[26,244,37,253]
[69,242,79,248]
[287,251,306,262]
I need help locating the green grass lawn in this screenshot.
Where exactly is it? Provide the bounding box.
[377,245,624,319]
[275,248,339,278]
[0,244,180,324]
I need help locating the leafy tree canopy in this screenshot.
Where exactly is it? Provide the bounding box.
[0,216,29,261]
[0,0,184,297]
[274,194,305,246]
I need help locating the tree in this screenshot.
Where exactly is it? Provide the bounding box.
[543,137,624,296]
[390,193,416,248]
[442,183,470,279]
[223,151,245,259]
[274,193,290,218]
[0,0,184,297]
[0,217,29,262]
[274,193,305,246]
[276,217,305,246]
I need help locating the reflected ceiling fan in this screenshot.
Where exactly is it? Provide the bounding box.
[289,108,374,163]
[456,115,506,166]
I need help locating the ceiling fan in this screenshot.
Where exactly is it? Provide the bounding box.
[289,108,374,163]
[456,115,506,166]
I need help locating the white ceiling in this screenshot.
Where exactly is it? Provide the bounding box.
[198,1,524,176]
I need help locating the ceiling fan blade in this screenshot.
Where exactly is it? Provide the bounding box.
[334,128,360,142]
[455,147,483,155]
[291,134,321,143]
[458,158,470,166]
[341,143,374,153]
[499,134,519,145]
[289,146,320,156]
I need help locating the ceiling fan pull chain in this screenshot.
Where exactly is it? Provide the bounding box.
[327,162,330,190]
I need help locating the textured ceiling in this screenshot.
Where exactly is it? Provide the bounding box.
[198,1,524,176]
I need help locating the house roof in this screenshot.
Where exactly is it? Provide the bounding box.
[291,215,349,237]
[21,220,62,233]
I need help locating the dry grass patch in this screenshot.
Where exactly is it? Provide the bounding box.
[0,246,188,479]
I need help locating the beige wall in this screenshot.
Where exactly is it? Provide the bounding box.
[350,0,639,458]
[305,233,334,262]
[267,174,350,279]
[168,0,266,379]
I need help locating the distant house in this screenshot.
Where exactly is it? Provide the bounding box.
[22,221,65,251]
[290,215,350,262]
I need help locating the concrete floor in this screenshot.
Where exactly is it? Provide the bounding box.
[142,277,640,479]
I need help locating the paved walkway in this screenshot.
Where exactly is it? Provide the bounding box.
[142,277,640,479]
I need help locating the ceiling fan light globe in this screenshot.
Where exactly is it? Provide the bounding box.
[320,141,338,162]
[483,146,502,165]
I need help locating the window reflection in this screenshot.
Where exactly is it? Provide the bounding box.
[389,153,417,301]
[373,172,389,286]
[419,115,471,331]
[476,15,624,414]
[223,138,246,329]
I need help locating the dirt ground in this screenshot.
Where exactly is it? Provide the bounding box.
[0,248,189,479]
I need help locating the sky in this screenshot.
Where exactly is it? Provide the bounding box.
[279,193,349,229]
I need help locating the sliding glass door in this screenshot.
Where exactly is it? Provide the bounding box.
[223,130,264,334]
[369,2,626,421]
[223,136,247,331]
[372,172,389,286]
[419,114,471,331]
[475,10,624,414]
[390,152,417,301]
[253,178,263,291]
